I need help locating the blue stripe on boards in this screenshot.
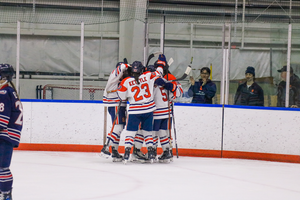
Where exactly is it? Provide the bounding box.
[174,103,222,108]
[20,100,300,112]
[174,103,300,112]
[225,104,300,111]
[20,99,103,103]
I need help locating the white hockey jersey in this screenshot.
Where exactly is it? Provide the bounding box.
[117,71,160,114]
[103,63,129,107]
[153,73,183,119]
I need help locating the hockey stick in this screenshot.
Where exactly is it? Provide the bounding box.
[168,65,192,82]
[103,106,107,145]
[165,70,179,160]
[107,89,117,94]
[166,78,174,160]
[165,61,179,158]
[105,100,122,146]
[146,51,163,67]
[172,57,193,157]
[168,57,174,66]
[171,102,179,158]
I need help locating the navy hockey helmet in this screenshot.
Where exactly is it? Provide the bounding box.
[145,65,156,72]
[0,63,15,81]
[131,61,144,75]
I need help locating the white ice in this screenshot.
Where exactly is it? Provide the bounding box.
[11,151,300,200]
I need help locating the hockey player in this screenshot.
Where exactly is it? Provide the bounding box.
[0,64,23,200]
[130,64,165,163]
[117,61,177,164]
[101,61,130,162]
[152,55,183,162]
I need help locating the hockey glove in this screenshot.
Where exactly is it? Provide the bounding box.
[155,78,177,92]
[158,54,166,62]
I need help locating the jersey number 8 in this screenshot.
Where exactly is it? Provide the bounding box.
[0,103,4,112]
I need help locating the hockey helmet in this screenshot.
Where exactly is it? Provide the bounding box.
[0,63,15,81]
[145,65,156,72]
[131,61,144,75]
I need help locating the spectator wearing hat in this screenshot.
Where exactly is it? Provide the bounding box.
[188,67,216,104]
[234,66,264,106]
[277,65,300,108]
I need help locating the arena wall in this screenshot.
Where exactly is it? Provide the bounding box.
[18,100,300,164]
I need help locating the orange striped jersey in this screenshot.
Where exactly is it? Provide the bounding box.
[117,71,160,114]
[103,63,129,107]
[153,73,183,119]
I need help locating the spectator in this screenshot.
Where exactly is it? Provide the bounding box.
[188,67,216,104]
[234,66,264,106]
[277,65,300,108]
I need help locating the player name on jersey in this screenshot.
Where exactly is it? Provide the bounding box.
[129,76,148,86]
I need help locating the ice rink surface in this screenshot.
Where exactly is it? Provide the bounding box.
[10,150,300,200]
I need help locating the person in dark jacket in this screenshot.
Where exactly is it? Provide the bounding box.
[277,65,300,108]
[188,67,216,104]
[234,66,264,106]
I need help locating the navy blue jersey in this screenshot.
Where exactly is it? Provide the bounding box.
[0,84,23,147]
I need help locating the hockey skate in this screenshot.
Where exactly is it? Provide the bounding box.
[0,190,12,200]
[100,144,111,158]
[158,148,172,163]
[131,146,148,163]
[111,147,123,162]
[147,147,158,162]
[147,147,156,164]
[123,147,131,165]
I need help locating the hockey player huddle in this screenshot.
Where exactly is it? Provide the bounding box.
[101,54,183,164]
